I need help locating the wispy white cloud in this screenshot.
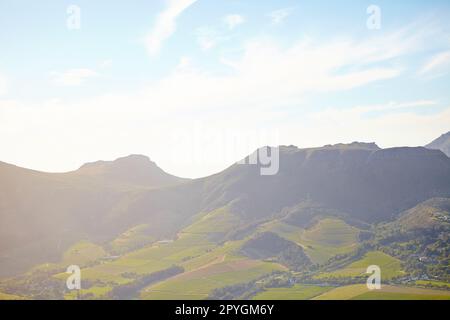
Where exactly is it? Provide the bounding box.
[145,0,198,56]
[223,14,245,30]
[1,24,446,177]
[268,8,292,25]
[419,50,450,76]
[51,68,98,86]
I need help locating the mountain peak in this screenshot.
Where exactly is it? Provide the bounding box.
[426,131,450,157]
[80,154,155,170]
[113,154,155,166]
[78,154,186,187]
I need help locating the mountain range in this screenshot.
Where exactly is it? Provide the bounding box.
[0,132,449,300]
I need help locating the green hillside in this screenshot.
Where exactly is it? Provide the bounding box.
[1,143,450,300]
[316,251,404,280]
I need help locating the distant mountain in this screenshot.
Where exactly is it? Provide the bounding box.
[76,154,187,188]
[197,143,450,223]
[426,131,450,157]
[0,156,188,276]
[1,143,450,277]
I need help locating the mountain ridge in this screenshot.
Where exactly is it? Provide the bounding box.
[1,139,450,277]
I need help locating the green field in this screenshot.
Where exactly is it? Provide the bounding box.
[298,218,360,264]
[354,291,450,300]
[55,207,266,299]
[6,204,447,301]
[0,292,25,300]
[141,259,284,300]
[316,251,404,280]
[314,284,450,300]
[182,207,241,236]
[253,284,333,300]
[65,286,112,300]
[55,223,219,286]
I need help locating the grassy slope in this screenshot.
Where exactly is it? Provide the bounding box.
[136,208,287,300]
[141,259,284,300]
[55,209,236,286]
[12,205,448,300]
[299,218,360,264]
[316,251,405,280]
[109,224,155,254]
[260,218,360,264]
[55,207,276,299]
[62,241,107,266]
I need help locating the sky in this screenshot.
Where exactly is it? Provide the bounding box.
[1,0,450,178]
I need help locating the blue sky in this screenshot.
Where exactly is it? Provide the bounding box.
[1,0,450,178]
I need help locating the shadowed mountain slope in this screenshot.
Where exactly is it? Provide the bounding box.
[0,156,188,276]
[1,143,450,277]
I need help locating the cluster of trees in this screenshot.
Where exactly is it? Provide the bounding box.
[0,269,66,300]
[240,232,312,271]
[377,225,450,282]
[208,281,263,300]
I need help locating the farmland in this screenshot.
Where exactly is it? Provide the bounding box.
[316,251,405,280]
[253,284,333,300]
[313,284,450,300]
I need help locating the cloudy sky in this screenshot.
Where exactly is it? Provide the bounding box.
[1,0,450,178]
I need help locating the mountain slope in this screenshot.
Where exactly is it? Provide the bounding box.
[0,156,188,277]
[194,144,450,223]
[1,143,450,278]
[426,131,450,157]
